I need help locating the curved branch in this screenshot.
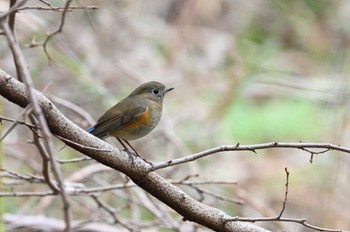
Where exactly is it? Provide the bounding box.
[0,69,270,232]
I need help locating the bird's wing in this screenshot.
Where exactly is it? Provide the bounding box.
[89,98,147,138]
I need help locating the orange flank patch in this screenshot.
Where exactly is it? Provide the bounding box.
[123,106,151,130]
[109,106,154,140]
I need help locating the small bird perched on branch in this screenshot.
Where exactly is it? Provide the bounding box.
[87,81,173,156]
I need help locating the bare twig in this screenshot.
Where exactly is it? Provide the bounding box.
[224,168,341,232]
[17,5,98,12]
[90,194,134,230]
[0,106,34,142]
[302,147,330,163]
[42,0,73,62]
[57,157,92,164]
[151,142,350,170]
[173,179,238,186]
[192,186,244,205]
[0,0,28,76]
[55,135,112,152]
[38,0,52,7]
[129,188,180,229]
[1,169,45,183]
[225,216,341,232]
[8,0,17,31]
[5,213,130,232]
[48,95,95,125]
[0,0,27,23]
[0,178,238,196]
[230,185,288,231]
[0,191,55,197]
[277,167,289,219]
[0,115,38,130]
[0,20,72,231]
[29,115,60,192]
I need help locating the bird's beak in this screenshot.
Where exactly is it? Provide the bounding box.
[165,87,174,94]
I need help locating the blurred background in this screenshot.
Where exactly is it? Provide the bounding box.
[1,0,350,231]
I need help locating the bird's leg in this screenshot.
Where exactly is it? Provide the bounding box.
[117,138,140,158]
[117,139,152,165]
[117,138,127,150]
[123,140,153,165]
[123,139,141,157]
[117,138,133,159]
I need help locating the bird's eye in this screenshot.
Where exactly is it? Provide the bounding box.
[152,88,160,95]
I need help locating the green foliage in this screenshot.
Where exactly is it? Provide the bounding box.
[221,98,325,143]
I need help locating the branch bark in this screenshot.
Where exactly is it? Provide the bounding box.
[0,69,270,232]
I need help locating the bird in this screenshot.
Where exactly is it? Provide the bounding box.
[87,81,173,156]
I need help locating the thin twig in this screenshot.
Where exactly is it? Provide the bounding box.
[1,169,45,183]
[192,186,244,205]
[8,0,17,31]
[0,19,72,231]
[0,179,238,197]
[48,94,95,125]
[224,167,341,232]
[0,115,38,130]
[225,216,341,232]
[0,0,27,22]
[90,194,134,231]
[0,106,34,142]
[55,135,112,152]
[42,0,73,63]
[0,0,28,76]
[29,114,60,192]
[277,167,289,219]
[57,157,92,164]
[173,180,238,186]
[16,5,98,12]
[0,191,55,197]
[151,142,350,170]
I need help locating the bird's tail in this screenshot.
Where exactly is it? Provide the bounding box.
[87,126,107,139]
[86,126,95,133]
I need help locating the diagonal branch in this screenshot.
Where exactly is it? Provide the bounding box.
[0,69,270,232]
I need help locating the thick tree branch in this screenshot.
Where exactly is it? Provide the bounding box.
[0,69,269,232]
